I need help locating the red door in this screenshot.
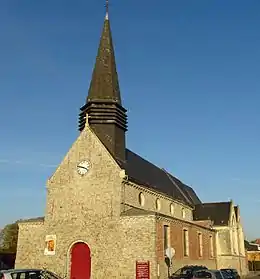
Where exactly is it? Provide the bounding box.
[70,242,91,279]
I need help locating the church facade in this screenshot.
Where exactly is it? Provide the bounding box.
[15,9,248,279]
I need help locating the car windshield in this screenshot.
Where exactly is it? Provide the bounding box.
[222,269,237,275]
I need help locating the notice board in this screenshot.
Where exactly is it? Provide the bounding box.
[136,261,150,279]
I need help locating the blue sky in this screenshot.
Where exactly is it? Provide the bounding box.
[0,0,259,240]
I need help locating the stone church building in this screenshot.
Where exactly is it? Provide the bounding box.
[15,8,248,279]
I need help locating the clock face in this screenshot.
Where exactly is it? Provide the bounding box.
[77,160,90,176]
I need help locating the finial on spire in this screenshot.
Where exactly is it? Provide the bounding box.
[105,0,109,20]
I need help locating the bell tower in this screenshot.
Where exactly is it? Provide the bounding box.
[78,2,127,162]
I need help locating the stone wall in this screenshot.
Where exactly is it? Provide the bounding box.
[15,126,126,279]
[118,214,157,278]
[214,206,248,276]
[122,181,193,221]
[217,228,232,255]
[156,216,217,278]
[45,126,122,223]
[15,221,45,269]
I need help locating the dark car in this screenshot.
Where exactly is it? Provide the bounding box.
[170,265,208,279]
[220,269,240,279]
[0,269,62,279]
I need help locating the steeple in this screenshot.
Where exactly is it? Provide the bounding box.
[78,4,127,162]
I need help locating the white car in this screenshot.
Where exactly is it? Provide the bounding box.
[0,269,61,279]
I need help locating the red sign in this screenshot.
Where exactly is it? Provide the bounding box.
[136,261,150,279]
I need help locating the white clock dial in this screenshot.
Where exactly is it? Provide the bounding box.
[77,160,90,175]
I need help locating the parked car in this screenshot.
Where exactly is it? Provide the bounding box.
[193,269,225,279]
[170,265,208,279]
[0,269,62,279]
[220,269,240,279]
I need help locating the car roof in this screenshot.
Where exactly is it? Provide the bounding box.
[1,269,42,274]
[196,269,219,273]
[183,265,207,269]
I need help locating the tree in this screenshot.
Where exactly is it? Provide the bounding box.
[0,221,19,253]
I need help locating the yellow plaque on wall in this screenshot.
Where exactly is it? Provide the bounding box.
[44,235,56,256]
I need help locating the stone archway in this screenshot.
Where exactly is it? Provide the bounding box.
[70,242,91,279]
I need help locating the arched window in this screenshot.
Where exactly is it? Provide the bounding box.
[170,203,174,215]
[138,192,145,207]
[182,208,186,218]
[156,198,161,211]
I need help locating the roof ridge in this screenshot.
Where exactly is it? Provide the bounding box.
[162,168,193,205]
[198,201,231,205]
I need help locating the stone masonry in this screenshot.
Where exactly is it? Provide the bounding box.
[16,126,127,278]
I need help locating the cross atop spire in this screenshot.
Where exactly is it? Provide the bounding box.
[105,0,109,20]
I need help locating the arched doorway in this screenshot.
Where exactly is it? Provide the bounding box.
[70,242,91,279]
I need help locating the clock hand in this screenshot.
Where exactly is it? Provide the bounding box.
[78,166,88,170]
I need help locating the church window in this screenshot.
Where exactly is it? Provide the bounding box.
[170,203,174,215]
[182,208,186,218]
[198,232,203,257]
[183,229,189,256]
[164,225,170,250]
[209,235,214,257]
[138,192,145,207]
[156,198,161,211]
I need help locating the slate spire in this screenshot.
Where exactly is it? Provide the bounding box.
[78,4,127,161]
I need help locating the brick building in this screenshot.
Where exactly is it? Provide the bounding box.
[15,6,248,279]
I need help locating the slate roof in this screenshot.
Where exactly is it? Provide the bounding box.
[87,16,121,104]
[117,149,201,206]
[193,202,231,226]
[244,240,260,251]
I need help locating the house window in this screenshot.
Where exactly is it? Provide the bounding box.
[183,229,189,256]
[210,235,214,257]
[198,233,203,257]
[156,198,161,211]
[164,225,170,251]
[138,192,145,206]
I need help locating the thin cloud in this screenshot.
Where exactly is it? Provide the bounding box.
[230,178,260,185]
[39,163,57,168]
[0,159,56,168]
[231,178,241,181]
